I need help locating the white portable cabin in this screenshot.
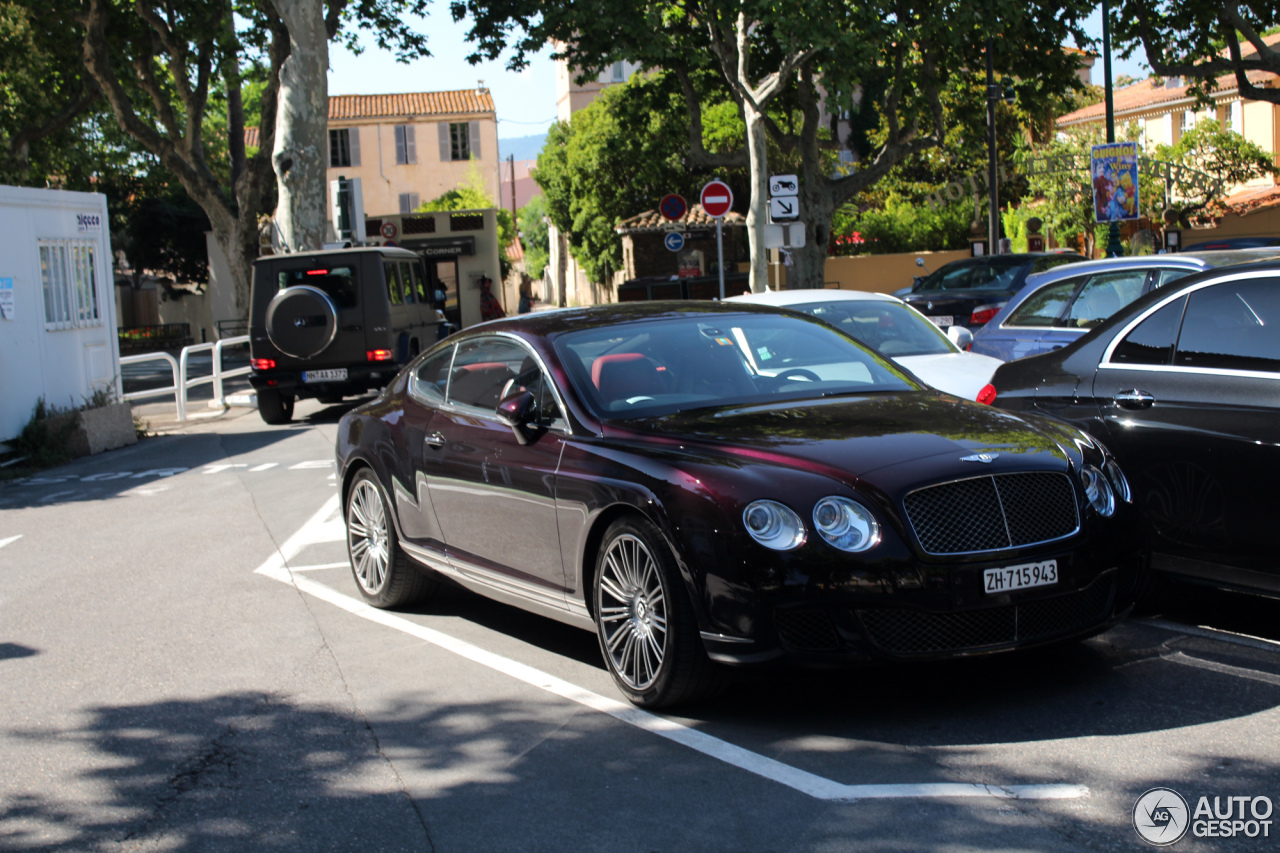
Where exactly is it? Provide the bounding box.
[0,185,119,445]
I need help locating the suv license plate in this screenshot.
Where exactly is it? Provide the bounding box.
[984,560,1057,594]
[927,315,954,327]
[303,368,347,383]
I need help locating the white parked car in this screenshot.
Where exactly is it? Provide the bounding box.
[727,289,1003,400]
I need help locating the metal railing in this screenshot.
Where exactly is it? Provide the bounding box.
[120,335,251,422]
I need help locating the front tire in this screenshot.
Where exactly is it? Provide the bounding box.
[345,470,436,608]
[258,389,294,424]
[593,516,720,708]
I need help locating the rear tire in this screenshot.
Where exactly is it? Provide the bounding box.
[258,389,294,424]
[593,515,722,709]
[345,469,437,608]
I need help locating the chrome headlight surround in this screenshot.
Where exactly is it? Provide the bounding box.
[1081,465,1116,517]
[1103,459,1131,504]
[812,496,881,553]
[743,500,806,550]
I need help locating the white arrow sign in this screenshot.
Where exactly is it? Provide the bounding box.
[769,197,800,221]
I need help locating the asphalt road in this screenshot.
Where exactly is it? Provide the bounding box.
[2,399,1279,852]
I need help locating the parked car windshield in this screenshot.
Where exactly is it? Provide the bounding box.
[555,312,918,418]
[789,300,954,357]
[915,258,1025,292]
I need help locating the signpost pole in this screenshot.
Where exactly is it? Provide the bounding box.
[716,218,725,300]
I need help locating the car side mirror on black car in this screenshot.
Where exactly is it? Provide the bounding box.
[495,389,537,445]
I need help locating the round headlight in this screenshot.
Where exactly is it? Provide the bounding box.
[743,500,806,550]
[1082,465,1115,517]
[1103,459,1131,504]
[812,496,881,552]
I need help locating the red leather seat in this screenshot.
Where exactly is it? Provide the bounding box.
[592,353,666,404]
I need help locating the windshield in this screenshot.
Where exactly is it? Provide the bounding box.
[792,300,954,357]
[915,259,1025,293]
[555,312,919,418]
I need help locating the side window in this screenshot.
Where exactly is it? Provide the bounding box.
[1110,296,1186,365]
[410,346,454,404]
[384,262,405,306]
[448,339,527,409]
[1005,280,1078,327]
[1065,271,1146,328]
[409,262,429,303]
[1175,280,1280,372]
[1151,268,1192,290]
[398,262,416,303]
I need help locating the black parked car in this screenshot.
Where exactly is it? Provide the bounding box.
[986,260,1280,597]
[336,302,1144,708]
[249,246,448,424]
[901,253,1084,333]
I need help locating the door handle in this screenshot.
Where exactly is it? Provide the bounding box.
[1114,389,1155,410]
[425,431,445,448]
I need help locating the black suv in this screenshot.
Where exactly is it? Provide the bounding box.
[901,253,1084,332]
[249,246,447,424]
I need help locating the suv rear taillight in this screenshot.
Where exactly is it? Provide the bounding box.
[976,384,997,405]
[969,306,1001,325]
[251,358,276,371]
[366,349,394,362]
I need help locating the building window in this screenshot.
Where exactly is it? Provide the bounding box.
[40,241,101,330]
[399,192,420,214]
[329,128,360,167]
[1181,110,1195,133]
[395,124,417,165]
[611,61,625,82]
[450,123,470,160]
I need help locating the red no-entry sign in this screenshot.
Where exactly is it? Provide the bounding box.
[699,180,733,218]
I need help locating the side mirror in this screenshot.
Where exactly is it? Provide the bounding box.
[947,325,973,350]
[495,389,537,445]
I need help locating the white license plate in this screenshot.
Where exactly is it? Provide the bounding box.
[927,315,954,327]
[303,368,347,383]
[984,560,1057,594]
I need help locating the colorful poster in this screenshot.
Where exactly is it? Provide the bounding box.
[1091,142,1140,223]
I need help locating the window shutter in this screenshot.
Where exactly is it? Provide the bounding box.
[469,121,481,159]
[404,124,417,164]
[395,126,407,165]
[438,122,450,161]
[348,127,361,166]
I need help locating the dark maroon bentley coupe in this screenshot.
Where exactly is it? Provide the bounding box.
[336,302,1145,708]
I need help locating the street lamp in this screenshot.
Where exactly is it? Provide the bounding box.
[985,42,1015,254]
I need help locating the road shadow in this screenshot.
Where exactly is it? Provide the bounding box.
[6,688,1279,852]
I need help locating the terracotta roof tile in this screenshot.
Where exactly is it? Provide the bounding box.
[1059,69,1277,125]
[329,90,496,121]
[1215,183,1280,217]
[616,204,746,232]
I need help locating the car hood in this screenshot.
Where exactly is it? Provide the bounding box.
[895,352,1002,401]
[605,392,1077,487]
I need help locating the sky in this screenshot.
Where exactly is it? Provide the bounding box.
[326,7,1151,142]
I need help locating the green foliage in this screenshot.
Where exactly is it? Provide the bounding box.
[532,69,746,284]
[1153,119,1278,222]
[832,194,973,255]
[518,193,549,280]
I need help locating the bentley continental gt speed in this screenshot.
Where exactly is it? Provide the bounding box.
[335,302,1146,708]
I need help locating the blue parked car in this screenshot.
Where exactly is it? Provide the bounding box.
[970,250,1280,361]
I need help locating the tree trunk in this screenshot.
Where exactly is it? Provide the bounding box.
[270,0,329,252]
[743,98,770,292]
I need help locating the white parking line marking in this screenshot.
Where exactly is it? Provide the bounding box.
[249,463,278,472]
[0,535,21,549]
[1164,652,1280,687]
[289,460,334,470]
[255,498,1088,804]
[203,464,248,474]
[288,562,351,572]
[1139,618,1280,654]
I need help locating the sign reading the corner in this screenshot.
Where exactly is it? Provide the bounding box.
[76,212,102,233]
[409,236,476,258]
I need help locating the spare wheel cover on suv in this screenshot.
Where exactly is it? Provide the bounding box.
[266,285,340,359]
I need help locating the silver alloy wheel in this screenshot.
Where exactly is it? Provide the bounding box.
[347,480,390,595]
[598,533,668,690]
